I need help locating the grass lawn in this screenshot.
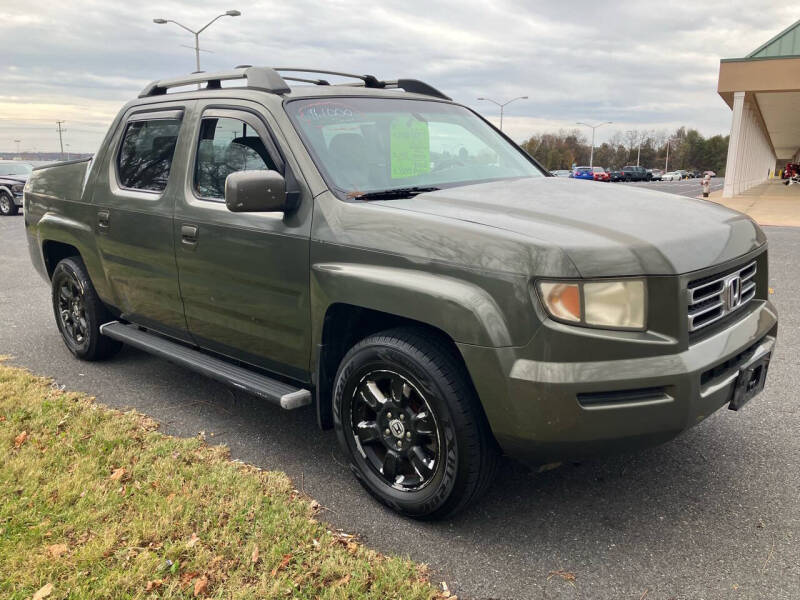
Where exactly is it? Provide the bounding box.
[0,359,443,599]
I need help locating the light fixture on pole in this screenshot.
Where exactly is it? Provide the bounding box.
[576,121,612,168]
[477,96,528,131]
[153,10,241,74]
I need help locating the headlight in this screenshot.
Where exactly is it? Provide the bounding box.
[537,279,646,330]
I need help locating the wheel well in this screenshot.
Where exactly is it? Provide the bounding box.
[315,303,469,429]
[42,241,80,279]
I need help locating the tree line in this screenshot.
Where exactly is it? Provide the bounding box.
[520,127,730,174]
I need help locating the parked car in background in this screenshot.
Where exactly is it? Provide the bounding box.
[592,166,610,182]
[608,167,624,182]
[572,166,594,180]
[622,165,650,181]
[662,171,683,181]
[0,160,33,216]
[648,169,664,181]
[550,169,572,177]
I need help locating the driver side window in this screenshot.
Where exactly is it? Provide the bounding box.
[194,116,277,201]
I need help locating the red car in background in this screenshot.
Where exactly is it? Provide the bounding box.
[592,166,610,182]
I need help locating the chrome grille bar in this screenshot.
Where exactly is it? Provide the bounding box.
[687,261,757,332]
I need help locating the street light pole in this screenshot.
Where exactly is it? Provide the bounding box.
[153,10,241,74]
[477,96,529,132]
[576,121,612,168]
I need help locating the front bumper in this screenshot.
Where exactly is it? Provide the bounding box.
[458,299,778,464]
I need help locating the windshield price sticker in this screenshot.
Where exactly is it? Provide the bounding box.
[296,102,360,127]
[391,117,431,179]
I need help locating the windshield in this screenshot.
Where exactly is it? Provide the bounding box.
[286,97,544,197]
[0,162,32,176]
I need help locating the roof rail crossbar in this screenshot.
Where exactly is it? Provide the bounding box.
[139,66,291,97]
[338,78,451,100]
[273,68,385,88]
[283,76,331,86]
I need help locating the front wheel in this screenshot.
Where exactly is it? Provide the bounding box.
[51,256,122,361]
[333,328,499,519]
[0,191,18,216]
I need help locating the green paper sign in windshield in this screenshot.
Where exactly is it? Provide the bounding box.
[390,117,431,179]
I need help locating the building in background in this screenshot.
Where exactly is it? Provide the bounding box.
[718,19,800,197]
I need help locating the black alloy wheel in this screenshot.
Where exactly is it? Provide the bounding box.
[350,369,440,491]
[51,256,122,360]
[56,274,89,348]
[333,328,499,519]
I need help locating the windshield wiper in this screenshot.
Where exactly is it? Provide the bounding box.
[351,186,440,200]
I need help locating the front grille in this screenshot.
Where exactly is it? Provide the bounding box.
[687,261,757,332]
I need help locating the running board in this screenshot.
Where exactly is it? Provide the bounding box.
[99,321,312,410]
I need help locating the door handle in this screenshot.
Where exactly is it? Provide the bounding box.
[181,224,198,247]
[97,210,110,230]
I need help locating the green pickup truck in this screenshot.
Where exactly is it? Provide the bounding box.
[23,67,778,519]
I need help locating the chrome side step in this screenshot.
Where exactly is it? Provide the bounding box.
[99,321,312,410]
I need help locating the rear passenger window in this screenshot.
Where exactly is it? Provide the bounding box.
[194,117,277,200]
[117,118,182,192]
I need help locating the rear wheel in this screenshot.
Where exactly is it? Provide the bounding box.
[0,191,18,216]
[333,328,499,519]
[51,256,122,361]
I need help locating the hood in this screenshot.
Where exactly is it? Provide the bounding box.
[0,174,28,185]
[378,177,765,277]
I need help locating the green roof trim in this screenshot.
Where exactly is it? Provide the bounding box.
[747,19,800,58]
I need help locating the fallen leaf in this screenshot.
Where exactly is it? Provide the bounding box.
[46,543,68,558]
[109,467,125,481]
[547,569,577,585]
[180,571,200,587]
[14,431,28,448]
[0,415,6,421]
[32,583,54,600]
[145,579,163,591]
[187,533,200,548]
[270,553,292,577]
[346,541,358,555]
[194,575,208,597]
[166,492,176,503]
[251,544,259,564]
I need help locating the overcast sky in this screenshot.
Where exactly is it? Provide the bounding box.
[1,0,796,153]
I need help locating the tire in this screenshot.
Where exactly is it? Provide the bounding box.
[333,327,499,519]
[51,256,122,361]
[0,191,18,216]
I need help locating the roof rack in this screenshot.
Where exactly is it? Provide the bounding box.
[139,66,451,100]
[139,67,290,97]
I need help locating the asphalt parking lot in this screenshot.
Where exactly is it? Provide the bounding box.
[1,214,798,599]
[619,176,725,197]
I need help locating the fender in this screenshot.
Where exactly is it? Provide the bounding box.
[35,212,110,301]
[310,262,515,349]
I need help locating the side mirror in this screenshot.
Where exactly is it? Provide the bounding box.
[225,170,286,213]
